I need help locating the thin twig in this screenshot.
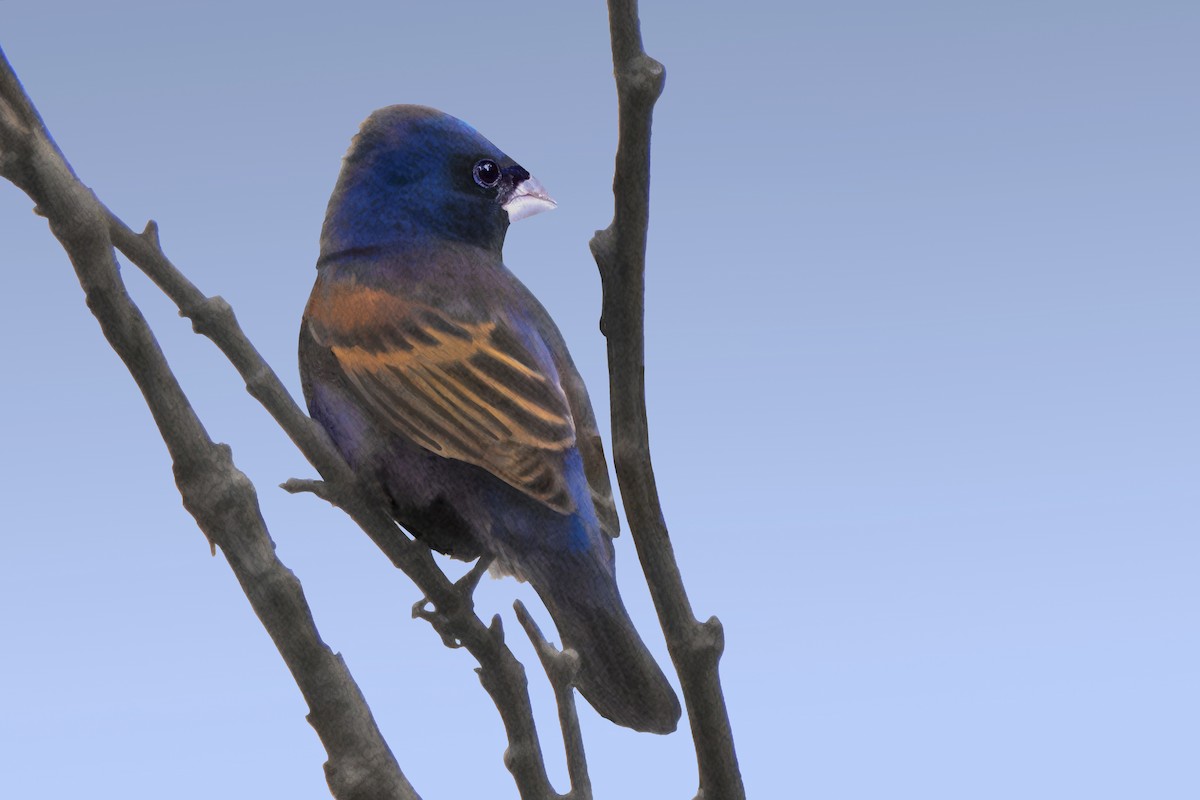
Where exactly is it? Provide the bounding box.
[0,45,419,800]
[515,601,592,800]
[281,477,337,504]
[590,3,746,798]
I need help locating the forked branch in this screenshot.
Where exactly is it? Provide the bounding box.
[1,45,557,800]
[1,1,746,794]
[0,46,418,800]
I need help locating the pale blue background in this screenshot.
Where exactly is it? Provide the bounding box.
[2,2,1197,797]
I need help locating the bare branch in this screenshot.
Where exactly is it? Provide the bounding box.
[6,2,725,791]
[114,216,559,800]
[1,43,561,800]
[589,4,746,799]
[515,601,592,800]
[0,46,419,800]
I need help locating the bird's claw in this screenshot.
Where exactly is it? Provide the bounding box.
[412,598,465,648]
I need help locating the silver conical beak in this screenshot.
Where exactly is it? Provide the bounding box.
[502,175,557,222]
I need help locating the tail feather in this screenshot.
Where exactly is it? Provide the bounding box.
[535,571,681,734]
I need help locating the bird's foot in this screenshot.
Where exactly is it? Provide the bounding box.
[411,554,495,648]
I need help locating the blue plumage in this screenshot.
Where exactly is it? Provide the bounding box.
[299,105,680,734]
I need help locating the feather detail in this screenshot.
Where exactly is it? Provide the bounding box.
[308,282,578,514]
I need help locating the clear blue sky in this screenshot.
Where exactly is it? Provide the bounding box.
[2,2,1197,797]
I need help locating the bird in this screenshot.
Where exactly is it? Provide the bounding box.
[299,105,681,734]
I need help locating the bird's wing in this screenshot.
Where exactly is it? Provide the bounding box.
[559,366,621,539]
[503,278,622,539]
[307,280,579,514]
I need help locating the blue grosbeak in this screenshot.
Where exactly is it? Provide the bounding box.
[299,106,680,734]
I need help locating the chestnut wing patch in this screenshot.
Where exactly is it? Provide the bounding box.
[313,292,578,514]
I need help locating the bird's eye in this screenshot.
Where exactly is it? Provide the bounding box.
[473,159,501,188]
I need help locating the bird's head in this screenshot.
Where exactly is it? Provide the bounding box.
[320,105,555,259]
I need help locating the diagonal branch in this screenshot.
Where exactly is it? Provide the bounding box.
[116,211,558,800]
[99,106,574,800]
[589,3,746,799]
[0,46,418,800]
[1,43,560,800]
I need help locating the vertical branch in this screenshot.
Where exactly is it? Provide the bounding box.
[589,3,746,800]
[0,47,419,800]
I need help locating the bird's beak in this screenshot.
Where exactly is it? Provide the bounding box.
[502,175,557,223]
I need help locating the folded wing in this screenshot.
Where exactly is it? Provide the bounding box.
[307,282,578,514]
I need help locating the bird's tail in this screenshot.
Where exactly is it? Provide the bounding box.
[531,556,681,734]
